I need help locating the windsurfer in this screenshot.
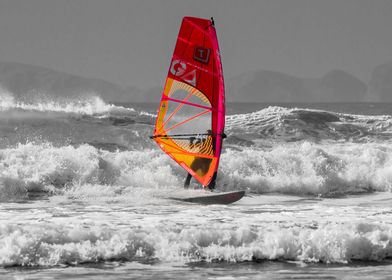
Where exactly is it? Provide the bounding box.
[184,130,226,190]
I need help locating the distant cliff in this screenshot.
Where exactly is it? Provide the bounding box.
[0,62,142,102]
[227,69,367,102]
[0,61,391,103]
[227,70,307,102]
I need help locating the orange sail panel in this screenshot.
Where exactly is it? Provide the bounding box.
[152,17,225,187]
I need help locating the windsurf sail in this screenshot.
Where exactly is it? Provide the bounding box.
[151,17,225,187]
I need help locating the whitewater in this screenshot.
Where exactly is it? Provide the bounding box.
[1,90,392,279]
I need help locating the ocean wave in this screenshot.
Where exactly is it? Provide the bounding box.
[0,87,133,116]
[0,221,391,266]
[0,143,179,201]
[16,97,125,115]
[226,106,392,144]
[221,142,392,196]
[2,142,392,200]
[0,88,155,149]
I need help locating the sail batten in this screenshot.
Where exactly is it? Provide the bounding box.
[152,17,225,187]
[163,97,212,110]
[164,109,211,133]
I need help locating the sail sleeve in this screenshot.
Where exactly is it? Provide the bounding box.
[152,17,225,187]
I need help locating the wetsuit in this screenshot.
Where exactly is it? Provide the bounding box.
[184,132,226,190]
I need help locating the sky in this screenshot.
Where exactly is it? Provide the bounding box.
[0,0,391,89]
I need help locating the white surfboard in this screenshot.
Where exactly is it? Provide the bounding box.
[170,189,245,205]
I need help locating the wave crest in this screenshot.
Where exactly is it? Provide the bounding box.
[0,143,178,201]
[226,106,392,145]
[0,221,391,266]
[0,87,131,115]
[2,141,392,199]
[221,141,392,196]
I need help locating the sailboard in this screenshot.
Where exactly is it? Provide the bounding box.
[170,189,245,205]
[151,17,244,204]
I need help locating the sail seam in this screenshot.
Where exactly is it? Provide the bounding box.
[164,109,211,133]
[163,96,212,110]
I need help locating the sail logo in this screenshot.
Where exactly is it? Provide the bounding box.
[170,59,197,86]
[193,46,210,64]
[170,60,186,76]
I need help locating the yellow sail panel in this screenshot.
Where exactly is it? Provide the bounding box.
[155,136,217,186]
[153,78,217,186]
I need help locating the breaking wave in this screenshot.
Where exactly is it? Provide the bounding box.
[221,142,392,196]
[0,143,178,201]
[0,220,391,266]
[2,141,392,200]
[0,86,131,115]
[226,106,392,145]
[2,103,392,270]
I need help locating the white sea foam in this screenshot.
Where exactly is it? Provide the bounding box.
[2,141,392,200]
[0,143,179,201]
[0,87,132,115]
[14,96,119,115]
[0,218,391,266]
[0,86,16,108]
[221,142,392,195]
[1,105,392,270]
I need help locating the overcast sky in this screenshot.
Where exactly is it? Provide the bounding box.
[0,0,391,89]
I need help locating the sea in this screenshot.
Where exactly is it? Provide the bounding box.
[1,89,392,279]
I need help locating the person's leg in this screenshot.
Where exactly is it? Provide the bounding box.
[184,173,192,188]
[207,172,217,190]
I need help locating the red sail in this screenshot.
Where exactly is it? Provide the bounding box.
[153,17,225,187]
